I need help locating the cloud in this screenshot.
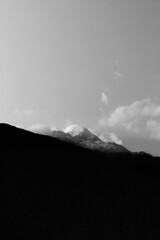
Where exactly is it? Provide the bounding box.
[63,121,123,145]
[113,71,123,80]
[24,109,37,116]
[99,132,123,145]
[113,60,123,80]
[15,124,24,129]
[146,120,160,140]
[64,124,84,135]
[99,98,160,140]
[101,92,109,105]
[14,109,38,117]
[64,119,73,128]
[28,124,56,134]
[109,133,123,145]
[143,104,160,117]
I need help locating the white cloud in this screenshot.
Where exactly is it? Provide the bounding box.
[64,124,84,136]
[99,132,123,145]
[102,98,150,130]
[88,128,97,135]
[99,98,160,140]
[146,120,160,140]
[15,124,24,129]
[109,133,123,145]
[99,134,108,142]
[143,104,160,117]
[28,124,56,134]
[101,92,109,105]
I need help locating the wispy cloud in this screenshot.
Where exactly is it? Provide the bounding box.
[100,92,109,105]
[99,132,123,145]
[14,109,21,115]
[113,71,123,80]
[113,60,123,80]
[15,124,24,129]
[109,133,123,145]
[14,109,38,117]
[64,119,73,127]
[24,109,38,116]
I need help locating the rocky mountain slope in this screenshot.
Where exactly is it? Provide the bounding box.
[36,124,130,153]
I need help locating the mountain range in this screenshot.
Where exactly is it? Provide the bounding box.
[32,124,130,153]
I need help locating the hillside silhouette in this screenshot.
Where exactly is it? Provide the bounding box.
[0,123,160,239]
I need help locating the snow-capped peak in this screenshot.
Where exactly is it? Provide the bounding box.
[64,124,85,136]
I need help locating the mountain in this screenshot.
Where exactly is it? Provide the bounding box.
[50,125,129,153]
[1,123,160,239]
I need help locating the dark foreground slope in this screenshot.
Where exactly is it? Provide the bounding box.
[0,124,160,239]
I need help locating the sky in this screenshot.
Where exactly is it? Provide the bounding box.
[0,0,160,156]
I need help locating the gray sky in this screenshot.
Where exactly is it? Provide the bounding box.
[1,0,160,156]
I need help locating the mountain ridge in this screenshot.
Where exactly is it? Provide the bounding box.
[52,128,130,153]
[0,123,160,239]
[32,125,130,154]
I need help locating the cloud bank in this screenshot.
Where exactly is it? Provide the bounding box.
[99,98,160,141]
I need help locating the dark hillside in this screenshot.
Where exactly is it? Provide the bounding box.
[0,124,160,239]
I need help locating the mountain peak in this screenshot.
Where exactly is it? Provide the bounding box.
[64,125,100,141]
[74,127,101,142]
[64,124,85,136]
[63,125,128,153]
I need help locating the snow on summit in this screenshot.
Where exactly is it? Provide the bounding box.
[64,124,85,136]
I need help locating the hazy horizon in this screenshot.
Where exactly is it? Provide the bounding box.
[0,0,160,156]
